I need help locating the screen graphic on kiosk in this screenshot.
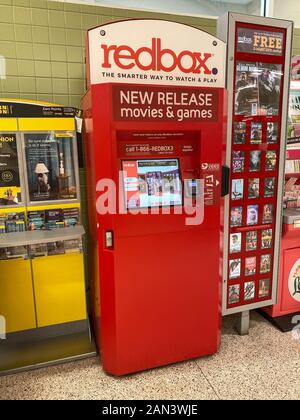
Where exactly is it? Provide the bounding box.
[122,159,182,209]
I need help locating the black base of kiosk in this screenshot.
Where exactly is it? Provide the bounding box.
[258,309,300,333]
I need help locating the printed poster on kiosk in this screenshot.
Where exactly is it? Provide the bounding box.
[0,133,21,206]
[236,27,284,56]
[24,132,77,202]
[235,61,282,116]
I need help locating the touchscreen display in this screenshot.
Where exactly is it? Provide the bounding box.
[122,159,182,209]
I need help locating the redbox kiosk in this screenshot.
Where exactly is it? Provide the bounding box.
[83,19,228,375]
[261,79,300,328]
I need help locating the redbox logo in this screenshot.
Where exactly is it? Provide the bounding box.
[101,38,215,75]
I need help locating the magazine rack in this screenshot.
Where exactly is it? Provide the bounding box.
[0,99,95,375]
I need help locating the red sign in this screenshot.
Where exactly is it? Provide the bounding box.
[102,38,213,74]
[112,86,219,122]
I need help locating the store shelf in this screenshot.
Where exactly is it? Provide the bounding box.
[0,226,85,248]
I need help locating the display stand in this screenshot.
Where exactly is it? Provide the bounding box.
[235,310,250,336]
[0,99,95,375]
[217,14,293,334]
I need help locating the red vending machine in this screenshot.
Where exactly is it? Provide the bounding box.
[217,13,293,332]
[262,77,300,329]
[83,19,228,375]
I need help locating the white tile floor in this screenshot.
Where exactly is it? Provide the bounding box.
[0,312,300,400]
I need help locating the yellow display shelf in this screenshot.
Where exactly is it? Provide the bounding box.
[32,253,87,328]
[0,259,36,334]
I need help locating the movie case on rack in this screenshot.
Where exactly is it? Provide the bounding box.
[248,178,260,199]
[244,281,255,301]
[262,203,274,224]
[264,177,276,197]
[246,231,258,251]
[232,151,245,173]
[265,150,277,171]
[231,179,244,200]
[247,204,259,225]
[250,122,262,144]
[260,254,272,274]
[230,232,242,254]
[267,122,278,144]
[249,150,261,172]
[245,256,256,276]
[230,206,243,227]
[228,284,240,305]
[229,258,241,279]
[259,279,271,298]
[262,229,273,249]
[234,122,247,144]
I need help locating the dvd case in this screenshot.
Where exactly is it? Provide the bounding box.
[228,284,240,304]
[229,258,241,279]
[267,122,278,144]
[231,179,244,200]
[230,206,243,227]
[246,231,257,251]
[248,178,260,199]
[259,279,271,298]
[262,229,273,249]
[245,256,256,276]
[250,122,262,144]
[264,177,275,197]
[265,150,277,171]
[247,205,259,225]
[230,232,242,254]
[262,204,274,224]
[232,151,245,173]
[260,254,272,274]
[249,150,261,172]
[234,122,247,144]
[244,281,255,301]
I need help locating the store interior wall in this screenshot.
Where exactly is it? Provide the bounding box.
[87,0,261,17]
[272,0,300,25]
[0,0,215,108]
[0,0,299,108]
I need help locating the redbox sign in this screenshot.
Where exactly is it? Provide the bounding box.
[88,19,225,88]
[112,86,219,122]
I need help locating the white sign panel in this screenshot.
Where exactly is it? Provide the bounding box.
[88,19,226,88]
[289,258,300,302]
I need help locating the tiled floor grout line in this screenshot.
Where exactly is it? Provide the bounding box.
[194,360,221,400]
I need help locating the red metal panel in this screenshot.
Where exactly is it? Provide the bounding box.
[264,226,300,317]
[83,82,227,375]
